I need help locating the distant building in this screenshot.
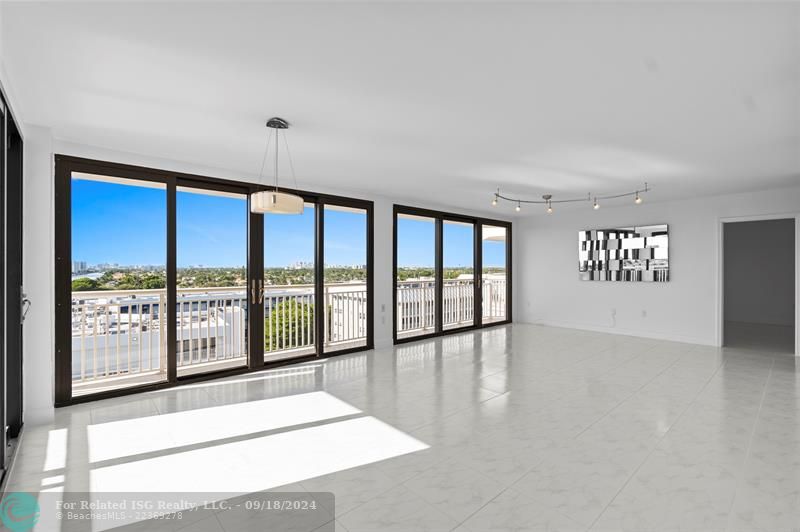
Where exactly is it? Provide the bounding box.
[72,260,87,274]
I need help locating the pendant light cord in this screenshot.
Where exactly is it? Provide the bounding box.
[274,127,280,191]
[258,120,299,193]
[282,130,300,192]
[258,128,274,185]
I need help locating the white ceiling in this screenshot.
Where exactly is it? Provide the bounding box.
[3,2,799,215]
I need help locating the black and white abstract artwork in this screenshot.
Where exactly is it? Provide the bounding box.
[578,224,669,282]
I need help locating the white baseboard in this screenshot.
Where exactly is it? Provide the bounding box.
[525,318,716,347]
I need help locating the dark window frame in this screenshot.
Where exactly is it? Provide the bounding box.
[393,204,512,345]
[54,155,374,406]
[0,84,24,483]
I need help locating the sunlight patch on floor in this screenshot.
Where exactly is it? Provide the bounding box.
[90,416,428,493]
[87,391,361,463]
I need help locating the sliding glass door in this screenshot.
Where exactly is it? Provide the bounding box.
[395,213,437,340]
[443,219,476,331]
[176,185,249,376]
[263,202,317,362]
[481,225,509,324]
[69,173,169,396]
[394,206,511,343]
[56,156,374,404]
[323,204,369,353]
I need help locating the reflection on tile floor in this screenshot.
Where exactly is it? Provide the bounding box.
[7,324,800,531]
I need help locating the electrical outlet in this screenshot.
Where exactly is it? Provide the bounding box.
[641,310,647,318]
[381,304,386,312]
[611,308,617,317]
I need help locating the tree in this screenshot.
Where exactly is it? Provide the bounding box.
[72,277,99,291]
[265,300,314,351]
[141,273,166,289]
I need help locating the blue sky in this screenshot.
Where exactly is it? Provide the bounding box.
[397,217,506,268]
[72,178,506,268]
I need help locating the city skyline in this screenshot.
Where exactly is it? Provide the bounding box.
[72,178,507,269]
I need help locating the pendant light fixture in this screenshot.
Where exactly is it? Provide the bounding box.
[251,117,304,214]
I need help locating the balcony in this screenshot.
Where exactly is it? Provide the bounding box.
[70,283,368,396]
[396,277,507,339]
[70,278,506,396]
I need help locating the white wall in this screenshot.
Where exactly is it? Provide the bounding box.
[0,3,24,139]
[23,125,55,424]
[21,135,511,424]
[724,219,795,327]
[514,186,800,347]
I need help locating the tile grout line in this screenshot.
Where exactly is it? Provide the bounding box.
[723,357,774,532]
[585,353,729,531]
[412,342,629,438]
[573,349,685,440]
[443,348,669,532]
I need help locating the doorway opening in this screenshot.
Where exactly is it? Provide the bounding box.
[723,218,796,355]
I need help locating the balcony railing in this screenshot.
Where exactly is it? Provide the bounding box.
[71,282,368,394]
[70,278,505,394]
[396,277,507,337]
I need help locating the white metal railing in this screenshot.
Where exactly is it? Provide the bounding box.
[264,287,314,353]
[396,280,436,335]
[396,277,507,335]
[263,282,368,354]
[71,282,369,387]
[176,288,248,372]
[482,278,507,323]
[70,277,504,387]
[71,288,168,384]
[324,284,369,348]
[444,279,475,328]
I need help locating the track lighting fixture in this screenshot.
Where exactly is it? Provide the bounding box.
[493,182,649,213]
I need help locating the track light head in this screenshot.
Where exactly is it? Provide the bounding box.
[593,198,599,210]
[515,201,521,212]
[635,191,642,204]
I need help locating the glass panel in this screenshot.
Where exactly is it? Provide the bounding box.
[482,225,508,324]
[176,187,248,377]
[323,205,368,353]
[396,213,437,339]
[264,203,316,361]
[443,220,475,330]
[70,173,168,396]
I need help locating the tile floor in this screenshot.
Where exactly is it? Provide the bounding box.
[7,324,800,531]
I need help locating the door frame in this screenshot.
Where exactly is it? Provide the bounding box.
[5,108,23,439]
[54,155,374,406]
[716,212,800,355]
[392,204,512,345]
[0,83,25,482]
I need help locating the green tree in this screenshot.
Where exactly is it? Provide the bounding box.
[72,277,99,291]
[265,300,314,351]
[141,273,166,289]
